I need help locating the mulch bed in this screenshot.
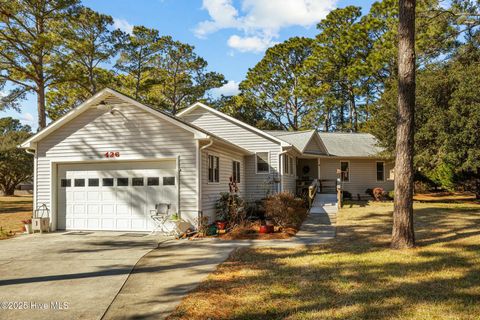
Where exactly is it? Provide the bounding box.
[217,221,299,240]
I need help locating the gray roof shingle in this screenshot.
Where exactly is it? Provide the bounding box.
[263,130,316,152]
[317,132,383,157]
[264,130,383,157]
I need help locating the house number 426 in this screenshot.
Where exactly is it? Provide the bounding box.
[105,151,120,158]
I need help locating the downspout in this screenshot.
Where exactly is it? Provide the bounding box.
[278,149,289,193]
[25,147,37,215]
[177,155,181,219]
[198,136,213,224]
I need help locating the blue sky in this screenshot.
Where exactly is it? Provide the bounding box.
[1,0,375,130]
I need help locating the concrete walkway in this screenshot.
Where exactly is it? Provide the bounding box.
[102,239,247,320]
[102,196,338,319]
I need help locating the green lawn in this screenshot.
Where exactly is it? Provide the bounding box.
[169,201,480,320]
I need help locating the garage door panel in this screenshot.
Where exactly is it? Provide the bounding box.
[87,191,101,201]
[87,204,100,215]
[87,219,100,229]
[102,219,114,229]
[102,204,115,214]
[58,161,177,231]
[102,190,116,201]
[74,192,86,201]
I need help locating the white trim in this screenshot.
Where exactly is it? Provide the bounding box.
[20,88,208,149]
[196,140,201,214]
[314,132,330,156]
[255,151,271,174]
[33,147,37,214]
[340,160,351,183]
[178,102,292,147]
[376,161,385,182]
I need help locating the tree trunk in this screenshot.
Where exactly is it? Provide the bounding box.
[3,185,16,196]
[37,83,47,129]
[392,0,416,249]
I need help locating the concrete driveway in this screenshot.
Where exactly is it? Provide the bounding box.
[0,231,160,320]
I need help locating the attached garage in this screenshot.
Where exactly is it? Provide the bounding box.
[20,88,251,232]
[57,161,177,231]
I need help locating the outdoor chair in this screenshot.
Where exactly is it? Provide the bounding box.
[149,203,179,236]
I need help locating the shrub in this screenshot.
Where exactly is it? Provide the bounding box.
[264,192,307,228]
[342,190,352,199]
[215,192,246,226]
[387,190,395,200]
[365,187,385,201]
[414,181,431,194]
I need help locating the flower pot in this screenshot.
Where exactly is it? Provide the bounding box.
[24,224,33,234]
[216,221,227,230]
[259,225,274,234]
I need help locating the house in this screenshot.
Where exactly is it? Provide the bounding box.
[20,88,394,232]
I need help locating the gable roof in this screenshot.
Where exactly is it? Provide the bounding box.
[317,132,383,157]
[262,130,328,155]
[20,88,251,155]
[177,102,293,148]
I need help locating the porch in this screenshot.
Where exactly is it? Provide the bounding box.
[295,157,337,196]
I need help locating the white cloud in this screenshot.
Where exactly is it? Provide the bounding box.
[210,80,240,96]
[195,0,337,53]
[20,112,34,124]
[227,35,276,53]
[113,18,134,35]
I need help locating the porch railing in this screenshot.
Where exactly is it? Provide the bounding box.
[308,179,319,208]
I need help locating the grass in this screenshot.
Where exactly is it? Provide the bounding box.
[168,201,480,320]
[413,191,477,202]
[0,195,33,239]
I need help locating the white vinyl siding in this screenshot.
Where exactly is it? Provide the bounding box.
[35,94,199,229]
[201,144,245,221]
[180,107,281,200]
[319,158,394,197]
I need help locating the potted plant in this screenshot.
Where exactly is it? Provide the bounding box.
[22,219,33,234]
[170,213,179,221]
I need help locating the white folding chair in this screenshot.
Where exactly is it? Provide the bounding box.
[149,203,172,235]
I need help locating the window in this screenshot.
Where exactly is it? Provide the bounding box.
[232,161,241,183]
[102,178,114,187]
[163,177,175,186]
[74,179,85,187]
[340,161,350,182]
[88,178,99,187]
[132,177,144,186]
[61,179,71,187]
[376,162,385,181]
[256,152,269,174]
[283,155,289,174]
[117,178,129,186]
[147,177,159,186]
[208,155,219,183]
[283,155,294,175]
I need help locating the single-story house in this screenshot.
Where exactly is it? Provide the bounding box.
[20,88,394,232]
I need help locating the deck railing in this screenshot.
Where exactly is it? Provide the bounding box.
[308,179,319,208]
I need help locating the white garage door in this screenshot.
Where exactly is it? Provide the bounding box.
[57,161,177,231]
